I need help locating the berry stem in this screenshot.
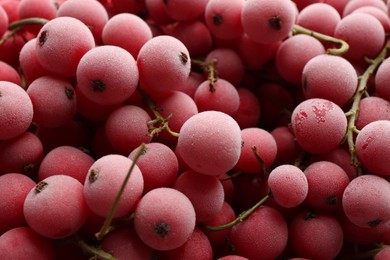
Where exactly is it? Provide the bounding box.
[341,245,389,260]
[203,194,270,231]
[95,143,146,241]
[137,86,180,138]
[7,17,49,31]
[72,234,117,260]
[191,58,219,91]
[344,40,390,167]
[291,24,349,55]
[251,145,268,175]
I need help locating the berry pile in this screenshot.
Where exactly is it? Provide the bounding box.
[1,0,390,259]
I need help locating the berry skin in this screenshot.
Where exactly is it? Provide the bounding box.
[38,146,95,184]
[375,57,390,102]
[76,45,139,106]
[334,12,385,63]
[304,161,350,211]
[173,170,225,223]
[194,79,240,116]
[0,173,36,234]
[0,226,56,260]
[101,227,154,259]
[158,228,213,260]
[268,164,308,208]
[105,105,152,155]
[128,142,179,193]
[230,206,288,260]
[102,13,152,58]
[289,210,344,260]
[241,0,295,44]
[137,35,191,94]
[84,154,144,219]
[24,175,89,239]
[342,174,390,229]
[235,127,278,174]
[134,188,196,251]
[35,16,95,77]
[0,81,33,141]
[204,0,244,40]
[291,98,347,154]
[355,120,390,175]
[0,132,43,176]
[57,0,109,43]
[27,76,77,128]
[276,34,326,84]
[302,54,358,107]
[176,111,242,176]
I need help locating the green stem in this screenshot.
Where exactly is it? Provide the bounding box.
[137,86,180,138]
[95,144,146,241]
[203,194,270,231]
[7,17,49,31]
[292,24,349,55]
[344,40,390,167]
[341,245,389,260]
[72,235,117,260]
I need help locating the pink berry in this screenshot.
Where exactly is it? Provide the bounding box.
[19,38,50,85]
[128,142,178,193]
[137,35,191,94]
[334,12,385,63]
[35,16,95,77]
[177,111,242,176]
[355,96,390,130]
[270,126,302,165]
[302,54,358,107]
[291,98,347,154]
[342,174,390,228]
[38,146,95,184]
[134,187,196,251]
[0,173,35,234]
[232,88,261,129]
[18,0,57,35]
[101,227,154,259]
[0,132,43,176]
[297,3,341,36]
[204,0,244,40]
[0,5,8,37]
[102,13,152,58]
[289,210,344,260]
[268,164,308,208]
[375,247,390,260]
[168,20,213,58]
[162,0,208,21]
[276,34,326,84]
[76,45,139,106]
[353,6,390,33]
[0,227,55,260]
[84,154,144,218]
[194,79,240,116]
[304,161,350,211]
[105,105,152,155]
[173,170,224,223]
[57,0,109,42]
[230,206,288,260]
[205,48,244,85]
[24,175,89,238]
[375,57,390,102]
[343,0,387,17]
[235,127,277,173]
[202,201,236,247]
[241,0,295,44]
[158,228,213,260]
[27,76,77,128]
[237,34,280,70]
[0,81,33,140]
[355,120,390,175]
[0,60,21,85]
